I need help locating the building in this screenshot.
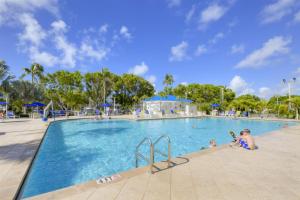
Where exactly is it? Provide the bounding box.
[142,95,196,117]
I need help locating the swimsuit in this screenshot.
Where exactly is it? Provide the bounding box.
[239,139,251,150]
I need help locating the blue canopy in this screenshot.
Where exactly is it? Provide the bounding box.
[211,103,220,107]
[24,102,45,107]
[101,103,111,107]
[31,102,45,107]
[0,102,7,105]
[144,95,192,103]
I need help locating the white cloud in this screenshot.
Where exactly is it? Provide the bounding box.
[18,13,46,47]
[129,62,149,76]
[195,45,207,56]
[231,44,245,54]
[236,36,291,68]
[229,75,255,96]
[185,5,196,23]
[120,26,131,40]
[169,41,188,62]
[28,47,58,67]
[99,24,108,33]
[0,0,58,25]
[294,10,300,22]
[51,20,67,33]
[259,87,272,99]
[199,4,227,29]
[51,20,77,68]
[180,82,188,86]
[296,67,300,74]
[209,32,224,44]
[261,0,296,24]
[167,0,181,8]
[80,41,109,61]
[146,75,156,86]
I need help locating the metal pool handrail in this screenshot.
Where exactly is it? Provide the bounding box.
[153,135,171,167]
[135,137,154,173]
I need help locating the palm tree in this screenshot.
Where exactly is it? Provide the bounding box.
[163,73,174,95]
[0,60,9,83]
[21,63,44,101]
[163,73,174,87]
[21,63,44,84]
[102,68,114,104]
[0,60,14,93]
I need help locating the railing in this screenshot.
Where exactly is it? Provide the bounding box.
[153,135,171,167]
[135,137,154,173]
[135,135,172,173]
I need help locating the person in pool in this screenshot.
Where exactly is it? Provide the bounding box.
[229,129,256,150]
[238,129,255,150]
[209,139,217,148]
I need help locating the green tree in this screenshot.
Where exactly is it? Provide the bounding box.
[228,94,262,112]
[172,83,235,112]
[289,96,300,119]
[114,74,155,111]
[0,60,9,82]
[21,63,44,84]
[43,71,85,111]
[162,73,174,95]
[0,60,15,93]
[9,80,44,103]
[84,68,116,108]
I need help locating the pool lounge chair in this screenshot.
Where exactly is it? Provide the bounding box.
[7,111,16,119]
[235,111,241,117]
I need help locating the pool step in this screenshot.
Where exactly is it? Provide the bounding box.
[135,135,171,174]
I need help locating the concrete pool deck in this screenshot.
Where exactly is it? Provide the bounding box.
[0,117,299,200]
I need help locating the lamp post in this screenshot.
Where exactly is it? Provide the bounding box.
[282,78,296,111]
[220,87,224,104]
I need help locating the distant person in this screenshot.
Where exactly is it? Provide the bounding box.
[95,109,100,120]
[209,139,217,148]
[238,129,256,150]
[0,112,4,121]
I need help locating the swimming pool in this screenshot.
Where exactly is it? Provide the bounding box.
[19,117,296,198]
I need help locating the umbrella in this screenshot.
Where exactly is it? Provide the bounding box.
[211,103,220,107]
[101,103,111,107]
[0,102,7,105]
[31,102,45,107]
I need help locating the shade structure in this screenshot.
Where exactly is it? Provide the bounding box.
[211,103,220,108]
[24,102,45,107]
[144,95,192,103]
[31,102,45,107]
[101,103,111,107]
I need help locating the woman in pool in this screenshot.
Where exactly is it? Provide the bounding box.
[238,129,256,150]
[229,129,256,150]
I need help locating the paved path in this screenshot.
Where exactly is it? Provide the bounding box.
[0,119,47,200]
[27,125,300,200]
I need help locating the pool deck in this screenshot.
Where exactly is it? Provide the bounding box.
[0,117,300,200]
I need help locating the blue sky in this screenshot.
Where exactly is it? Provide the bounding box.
[0,0,300,98]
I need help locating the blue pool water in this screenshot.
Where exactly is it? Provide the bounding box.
[20,118,296,198]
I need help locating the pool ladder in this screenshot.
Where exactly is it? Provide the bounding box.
[135,135,171,173]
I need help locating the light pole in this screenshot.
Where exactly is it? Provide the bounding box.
[282,78,296,111]
[220,87,224,104]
